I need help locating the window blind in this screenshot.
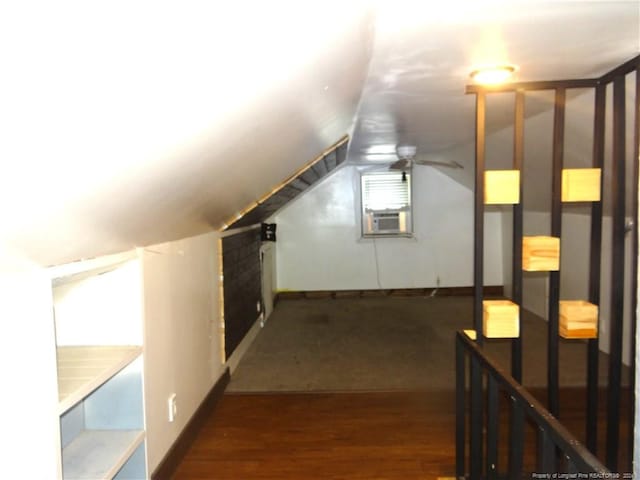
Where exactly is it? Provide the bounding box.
[362,172,410,211]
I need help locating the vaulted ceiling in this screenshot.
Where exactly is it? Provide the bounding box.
[0,1,637,268]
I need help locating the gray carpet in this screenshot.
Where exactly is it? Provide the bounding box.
[228,296,623,392]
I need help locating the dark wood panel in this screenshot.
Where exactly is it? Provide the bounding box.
[223,229,262,358]
[466,78,598,94]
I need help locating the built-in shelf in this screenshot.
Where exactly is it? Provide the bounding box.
[57,346,142,415]
[52,253,147,479]
[62,429,145,480]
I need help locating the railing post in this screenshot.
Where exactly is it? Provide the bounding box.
[474,92,486,346]
[606,74,626,471]
[456,334,466,478]
[486,375,499,479]
[587,82,606,454]
[511,90,525,383]
[548,87,565,418]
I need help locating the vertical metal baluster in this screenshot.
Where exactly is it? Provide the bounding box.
[470,355,483,479]
[456,335,466,478]
[508,397,524,479]
[486,375,499,479]
[537,426,555,472]
[565,455,578,474]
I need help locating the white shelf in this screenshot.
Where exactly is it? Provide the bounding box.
[62,429,145,480]
[57,346,142,415]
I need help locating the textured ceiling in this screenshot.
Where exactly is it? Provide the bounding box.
[0,1,638,269]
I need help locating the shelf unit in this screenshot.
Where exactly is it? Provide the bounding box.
[51,252,147,480]
[467,55,640,467]
[57,346,142,414]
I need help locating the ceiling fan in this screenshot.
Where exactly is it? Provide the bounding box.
[388,145,463,171]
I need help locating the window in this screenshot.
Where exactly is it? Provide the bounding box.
[361,171,412,237]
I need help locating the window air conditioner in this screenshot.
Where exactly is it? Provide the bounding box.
[364,210,407,235]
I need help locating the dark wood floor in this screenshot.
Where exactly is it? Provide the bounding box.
[173,391,457,479]
[172,388,631,479]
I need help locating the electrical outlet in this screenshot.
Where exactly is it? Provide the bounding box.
[256,301,261,313]
[168,393,177,422]
[436,276,441,287]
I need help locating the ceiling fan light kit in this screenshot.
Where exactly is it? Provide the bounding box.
[396,144,417,159]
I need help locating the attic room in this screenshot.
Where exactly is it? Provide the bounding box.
[1,1,639,479]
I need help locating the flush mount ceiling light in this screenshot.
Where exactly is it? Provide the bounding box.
[470,65,517,85]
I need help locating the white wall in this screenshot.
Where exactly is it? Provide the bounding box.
[274,165,504,291]
[53,260,143,346]
[141,231,225,472]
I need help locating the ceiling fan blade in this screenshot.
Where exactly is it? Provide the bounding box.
[414,159,464,169]
[389,158,410,170]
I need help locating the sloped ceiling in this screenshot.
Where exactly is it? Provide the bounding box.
[0,1,638,269]
[0,2,374,267]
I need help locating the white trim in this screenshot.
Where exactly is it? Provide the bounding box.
[225,314,264,374]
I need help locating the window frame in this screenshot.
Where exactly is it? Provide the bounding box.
[360,170,414,238]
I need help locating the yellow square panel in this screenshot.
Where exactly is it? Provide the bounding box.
[561,168,601,202]
[522,236,560,271]
[484,170,520,205]
[482,300,519,338]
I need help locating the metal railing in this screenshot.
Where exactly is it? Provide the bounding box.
[456,331,609,478]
